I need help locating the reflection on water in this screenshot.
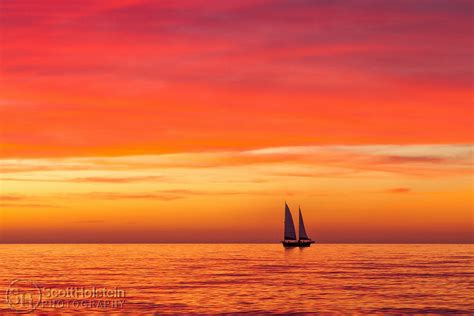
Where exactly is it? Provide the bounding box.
[0,244,472,313]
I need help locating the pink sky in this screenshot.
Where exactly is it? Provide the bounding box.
[0,0,472,243]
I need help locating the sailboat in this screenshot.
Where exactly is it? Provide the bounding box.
[281,203,315,248]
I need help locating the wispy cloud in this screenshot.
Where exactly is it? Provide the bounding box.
[0,194,26,201]
[75,189,289,201]
[68,175,165,183]
[1,175,166,183]
[82,192,184,201]
[2,188,300,204]
[0,203,61,208]
[0,194,62,208]
[385,187,412,194]
[379,156,446,164]
[1,145,471,178]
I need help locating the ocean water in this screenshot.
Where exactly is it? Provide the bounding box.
[0,244,472,314]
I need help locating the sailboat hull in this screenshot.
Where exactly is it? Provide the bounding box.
[281,241,300,248]
[298,240,315,247]
[281,240,315,248]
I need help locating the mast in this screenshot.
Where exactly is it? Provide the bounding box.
[284,202,297,240]
[298,206,310,240]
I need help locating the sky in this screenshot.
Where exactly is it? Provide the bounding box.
[0,0,472,243]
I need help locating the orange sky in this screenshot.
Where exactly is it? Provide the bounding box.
[0,0,472,243]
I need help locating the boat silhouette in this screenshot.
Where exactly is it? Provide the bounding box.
[281,202,315,248]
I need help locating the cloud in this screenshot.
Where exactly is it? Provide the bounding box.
[267,170,361,179]
[69,175,165,183]
[0,145,471,179]
[79,189,284,201]
[1,175,166,183]
[83,192,184,201]
[386,187,411,194]
[0,194,63,208]
[0,194,26,201]
[0,203,61,208]
[379,156,446,164]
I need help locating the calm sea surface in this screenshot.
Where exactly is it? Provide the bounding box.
[0,244,472,314]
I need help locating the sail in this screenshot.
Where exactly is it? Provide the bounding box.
[284,203,297,240]
[298,207,310,240]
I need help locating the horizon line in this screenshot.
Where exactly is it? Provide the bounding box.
[0,242,472,245]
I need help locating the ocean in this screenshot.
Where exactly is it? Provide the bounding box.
[0,244,472,314]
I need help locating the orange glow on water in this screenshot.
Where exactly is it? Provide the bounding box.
[0,244,472,313]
